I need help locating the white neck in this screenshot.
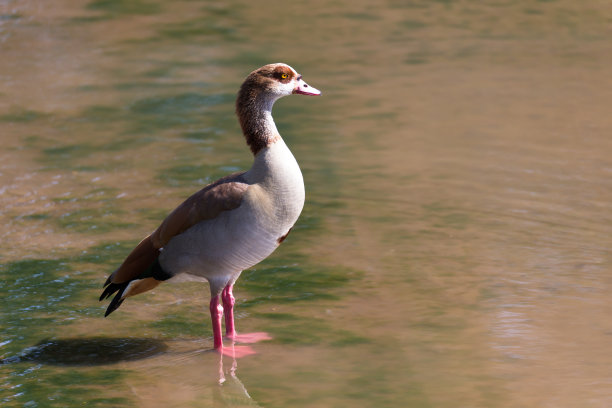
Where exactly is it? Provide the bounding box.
[246,138,297,182]
[244,138,305,231]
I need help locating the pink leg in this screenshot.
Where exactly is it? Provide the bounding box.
[209,295,224,350]
[211,290,255,358]
[222,284,236,338]
[221,283,272,346]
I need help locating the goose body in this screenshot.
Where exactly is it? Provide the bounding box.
[159,138,304,290]
[100,63,320,353]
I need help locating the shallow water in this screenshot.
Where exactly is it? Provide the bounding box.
[2,0,612,407]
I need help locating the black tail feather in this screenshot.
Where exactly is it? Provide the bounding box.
[103,274,113,288]
[99,280,124,301]
[99,258,170,317]
[100,281,130,317]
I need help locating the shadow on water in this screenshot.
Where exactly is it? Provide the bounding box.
[1,337,168,366]
[1,336,262,406]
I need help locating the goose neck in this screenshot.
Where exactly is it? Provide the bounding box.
[236,89,282,155]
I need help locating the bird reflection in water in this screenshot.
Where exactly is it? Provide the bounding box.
[215,341,263,407]
[2,337,264,406]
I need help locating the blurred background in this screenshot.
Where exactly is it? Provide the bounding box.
[1,0,612,407]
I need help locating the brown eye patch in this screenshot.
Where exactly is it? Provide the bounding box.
[272,67,294,84]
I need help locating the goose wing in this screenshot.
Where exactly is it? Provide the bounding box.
[106,172,249,285]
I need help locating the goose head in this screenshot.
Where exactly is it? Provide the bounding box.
[255,63,320,97]
[238,63,321,107]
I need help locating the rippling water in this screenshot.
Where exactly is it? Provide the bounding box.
[2,1,612,407]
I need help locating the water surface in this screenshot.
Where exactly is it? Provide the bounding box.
[2,1,612,407]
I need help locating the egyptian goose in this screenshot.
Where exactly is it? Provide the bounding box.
[100,63,320,354]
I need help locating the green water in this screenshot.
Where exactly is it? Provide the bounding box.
[2,1,612,407]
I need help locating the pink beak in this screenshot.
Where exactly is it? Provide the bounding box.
[293,77,321,96]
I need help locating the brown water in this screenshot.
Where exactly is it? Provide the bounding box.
[2,1,612,407]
